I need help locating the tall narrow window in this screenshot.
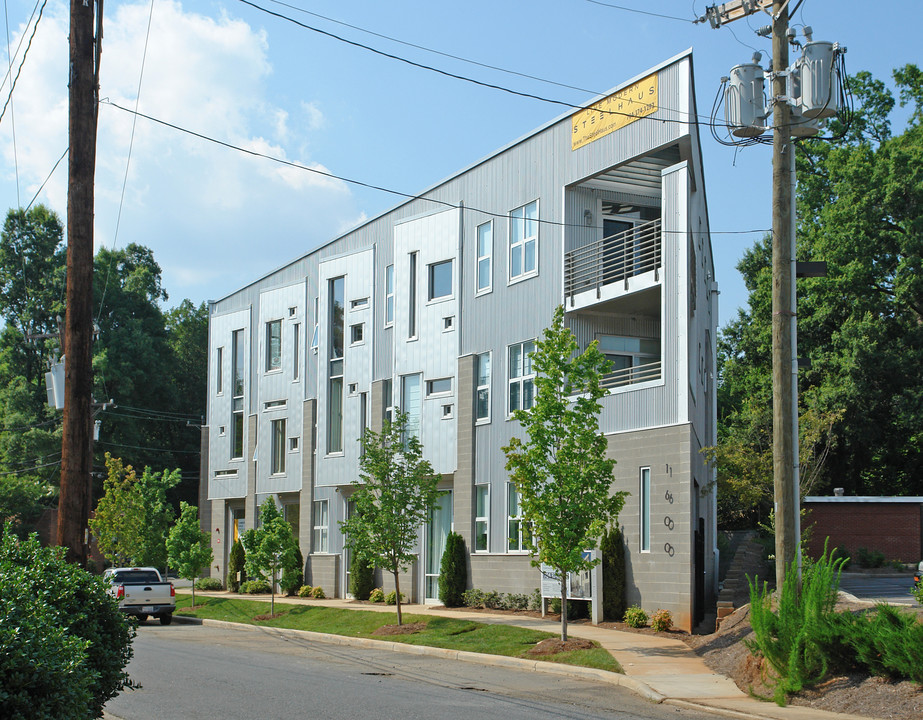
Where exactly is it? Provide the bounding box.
[266,319,282,371]
[310,297,319,351]
[476,221,492,293]
[230,329,245,459]
[384,264,394,327]
[271,418,286,475]
[475,484,489,552]
[507,482,528,552]
[476,352,490,422]
[359,391,368,457]
[216,347,224,394]
[508,341,535,413]
[509,200,538,281]
[428,259,453,300]
[401,373,422,443]
[640,467,651,552]
[328,277,345,453]
[292,323,300,380]
[313,499,328,553]
[408,253,418,338]
[382,379,393,425]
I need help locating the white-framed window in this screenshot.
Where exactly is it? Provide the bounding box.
[382,379,393,425]
[401,373,422,443]
[350,323,364,345]
[426,377,452,397]
[292,323,300,381]
[311,297,319,352]
[231,329,245,460]
[475,484,489,552]
[443,316,454,332]
[384,265,394,327]
[270,418,286,475]
[408,253,418,339]
[328,277,345,454]
[508,340,535,413]
[640,467,651,552]
[350,297,369,310]
[266,319,282,372]
[507,482,528,552]
[441,403,453,419]
[428,259,453,301]
[313,499,328,553]
[476,352,490,423]
[509,200,538,282]
[264,399,286,410]
[216,347,224,394]
[289,436,299,452]
[476,220,492,294]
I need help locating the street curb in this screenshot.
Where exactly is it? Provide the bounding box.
[172,614,666,704]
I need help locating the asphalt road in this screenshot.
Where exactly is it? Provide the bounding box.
[104,624,716,720]
[838,574,921,606]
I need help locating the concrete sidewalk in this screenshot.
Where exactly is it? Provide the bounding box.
[181,591,879,720]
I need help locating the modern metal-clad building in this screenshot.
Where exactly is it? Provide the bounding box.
[201,49,718,631]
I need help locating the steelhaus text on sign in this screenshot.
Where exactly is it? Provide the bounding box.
[571,73,658,150]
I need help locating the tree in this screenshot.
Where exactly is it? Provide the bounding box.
[349,552,375,601]
[166,502,213,607]
[438,531,467,607]
[600,524,626,622]
[227,539,246,591]
[241,498,299,615]
[340,410,442,625]
[503,305,626,641]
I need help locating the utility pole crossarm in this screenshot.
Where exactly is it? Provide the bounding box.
[698,0,772,28]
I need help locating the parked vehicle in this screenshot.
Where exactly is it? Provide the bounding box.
[103,567,176,625]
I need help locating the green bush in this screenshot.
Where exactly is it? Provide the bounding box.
[650,608,672,632]
[912,578,923,606]
[349,554,375,601]
[227,539,246,592]
[385,590,405,605]
[529,588,542,611]
[601,524,627,621]
[438,531,467,607]
[240,580,271,594]
[280,546,304,596]
[194,577,223,591]
[855,547,885,568]
[462,588,485,608]
[368,587,385,603]
[829,546,851,571]
[0,526,135,719]
[311,586,326,599]
[297,585,313,598]
[623,605,648,628]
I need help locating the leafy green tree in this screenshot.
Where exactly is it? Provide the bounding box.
[227,539,246,591]
[503,305,626,641]
[349,552,375,601]
[340,410,442,625]
[438,531,467,607]
[241,499,299,615]
[135,465,181,569]
[166,502,214,607]
[0,524,135,719]
[601,523,626,622]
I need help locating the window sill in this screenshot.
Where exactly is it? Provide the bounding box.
[426,295,454,306]
[475,418,491,426]
[264,368,283,375]
[507,271,537,287]
[475,287,492,298]
[324,452,345,459]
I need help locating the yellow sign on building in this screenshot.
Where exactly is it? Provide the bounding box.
[571,73,658,150]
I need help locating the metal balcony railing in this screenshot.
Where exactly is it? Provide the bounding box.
[600,359,662,390]
[565,218,661,302]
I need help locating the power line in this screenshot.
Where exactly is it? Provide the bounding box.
[100,99,768,238]
[0,459,60,476]
[583,0,694,23]
[97,440,200,454]
[26,147,67,211]
[114,404,201,421]
[0,0,47,128]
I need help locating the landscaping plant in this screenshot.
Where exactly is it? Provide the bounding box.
[166,501,214,607]
[601,523,627,621]
[650,609,673,632]
[227,539,246,592]
[438,531,467,607]
[623,605,648,628]
[349,553,375,601]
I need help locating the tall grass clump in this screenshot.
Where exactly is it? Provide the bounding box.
[746,540,847,705]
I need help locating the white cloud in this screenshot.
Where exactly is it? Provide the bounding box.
[0,0,357,305]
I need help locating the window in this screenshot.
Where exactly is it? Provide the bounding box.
[328,277,345,454]
[443,316,454,331]
[401,373,422,443]
[289,436,299,452]
[350,323,364,345]
[264,399,286,410]
[359,392,368,456]
[384,265,394,327]
[313,499,328,553]
[441,403,453,419]
[597,335,660,386]
[311,297,319,352]
[508,341,535,413]
[476,352,490,422]
[382,379,393,425]
[284,503,299,538]
[266,319,282,372]
[476,221,492,293]
[475,485,489,552]
[408,253,418,338]
[292,323,300,381]
[350,297,369,310]
[509,200,538,281]
[231,329,245,459]
[426,377,452,397]
[216,347,223,394]
[640,467,651,552]
[428,259,453,300]
[271,418,286,475]
[507,482,529,552]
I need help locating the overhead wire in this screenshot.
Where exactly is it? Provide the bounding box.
[3,0,20,206]
[25,147,67,211]
[0,0,46,128]
[582,0,694,23]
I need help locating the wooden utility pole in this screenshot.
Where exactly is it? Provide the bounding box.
[770,0,797,590]
[57,0,101,566]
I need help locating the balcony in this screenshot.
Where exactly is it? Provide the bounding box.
[565,218,661,306]
[600,359,661,390]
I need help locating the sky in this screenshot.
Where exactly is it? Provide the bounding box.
[0,0,920,329]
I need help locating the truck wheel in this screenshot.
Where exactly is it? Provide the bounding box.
[159,614,173,626]
[137,614,148,622]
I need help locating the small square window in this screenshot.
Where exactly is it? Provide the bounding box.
[348,383,358,395]
[350,323,364,345]
[443,316,454,331]
[289,436,299,452]
[442,404,453,419]
[288,306,297,317]
[218,426,226,436]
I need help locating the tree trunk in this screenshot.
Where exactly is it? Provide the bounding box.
[560,576,568,641]
[394,569,403,626]
[191,583,196,609]
[271,569,276,616]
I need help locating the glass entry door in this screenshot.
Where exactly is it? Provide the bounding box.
[424,491,453,602]
[344,499,356,597]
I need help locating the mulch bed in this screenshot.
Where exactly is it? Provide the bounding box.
[372,622,427,636]
[527,638,597,656]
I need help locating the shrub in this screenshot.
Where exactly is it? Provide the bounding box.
[482,590,502,609]
[829,546,851,572]
[623,605,648,628]
[349,554,375,601]
[194,577,223,591]
[650,609,673,632]
[280,546,304,596]
[385,590,406,605]
[438,531,467,607]
[912,578,923,606]
[227,539,246,592]
[311,586,326,599]
[855,547,885,568]
[0,526,135,719]
[529,588,542,611]
[369,587,385,603]
[240,580,271,594]
[601,524,627,621]
[297,585,314,598]
[503,593,530,611]
[462,588,485,608]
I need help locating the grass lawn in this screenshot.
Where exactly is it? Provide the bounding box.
[174,594,621,673]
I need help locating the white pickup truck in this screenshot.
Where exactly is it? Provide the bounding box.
[103,567,176,625]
